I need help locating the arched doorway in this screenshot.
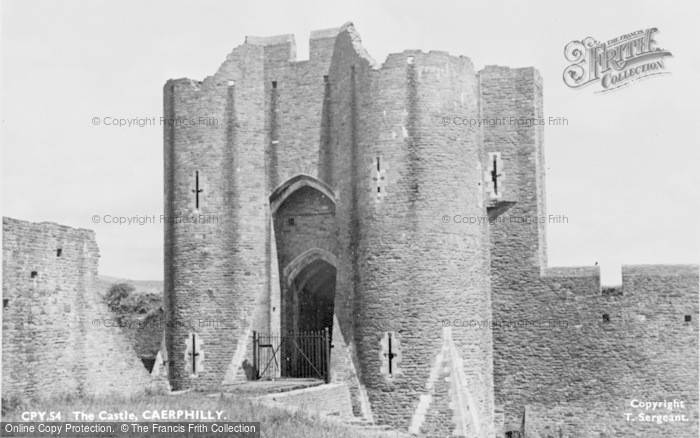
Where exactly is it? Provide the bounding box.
[266,175,337,379]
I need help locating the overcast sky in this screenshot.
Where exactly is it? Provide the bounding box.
[2,0,698,283]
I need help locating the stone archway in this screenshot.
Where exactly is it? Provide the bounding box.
[269,175,337,336]
[269,174,336,215]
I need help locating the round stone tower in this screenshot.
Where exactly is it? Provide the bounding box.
[329,25,495,436]
[163,41,271,390]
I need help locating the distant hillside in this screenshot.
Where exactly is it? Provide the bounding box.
[97,275,163,296]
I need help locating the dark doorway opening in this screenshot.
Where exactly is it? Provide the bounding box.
[275,259,335,380]
[288,259,336,334]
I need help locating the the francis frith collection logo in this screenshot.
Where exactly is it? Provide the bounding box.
[563,28,672,93]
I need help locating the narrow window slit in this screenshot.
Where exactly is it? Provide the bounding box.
[192,170,203,209]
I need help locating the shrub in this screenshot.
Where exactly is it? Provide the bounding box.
[105,282,161,315]
[105,282,136,311]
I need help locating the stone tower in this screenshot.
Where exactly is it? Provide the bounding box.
[163,22,541,437]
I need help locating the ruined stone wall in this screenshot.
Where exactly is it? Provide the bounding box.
[481,67,699,436]
[491,264,699,437]
[2,217,153,399]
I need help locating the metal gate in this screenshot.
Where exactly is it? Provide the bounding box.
[252,328,330,383]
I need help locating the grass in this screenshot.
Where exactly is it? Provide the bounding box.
[2,392,393,438]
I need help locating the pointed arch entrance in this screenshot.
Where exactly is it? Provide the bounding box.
[263,175,337,379]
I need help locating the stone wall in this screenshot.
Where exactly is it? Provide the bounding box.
[2,217,153,399]
[492,264,698,437]
[481,66,699,437]
[260,30,337,190]
[523,399,697,438]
